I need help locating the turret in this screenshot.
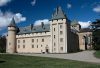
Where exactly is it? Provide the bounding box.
[71,20,81,32]
[6,18,17,53]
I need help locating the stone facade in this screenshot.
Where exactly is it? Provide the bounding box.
[6,6,92,54]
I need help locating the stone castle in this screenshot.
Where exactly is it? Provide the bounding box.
[6,6,92,53]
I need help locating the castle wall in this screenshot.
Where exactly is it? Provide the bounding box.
[16,32,51,53]
[67,31,79,52]
[78,32,92,50]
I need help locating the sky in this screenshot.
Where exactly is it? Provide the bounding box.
[0,0,100,35]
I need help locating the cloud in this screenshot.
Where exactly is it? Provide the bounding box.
[31,0,36,6]
[0,0,11,6]
[93,5,100,13]
[67,3,72,9]
[34,19,49,26]
[78,21,91,28]
[0,10,26,30]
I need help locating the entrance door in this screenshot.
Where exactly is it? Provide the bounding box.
[46,49,49,53]
[45,45,49,53]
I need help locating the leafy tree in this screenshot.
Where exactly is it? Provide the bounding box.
[0,35,6,53]
[91,19,100,50]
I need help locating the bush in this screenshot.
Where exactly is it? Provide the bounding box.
[93,45,100,50]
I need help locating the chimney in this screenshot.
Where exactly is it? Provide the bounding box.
[41,22,44,28]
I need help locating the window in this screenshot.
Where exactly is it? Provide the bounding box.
[18,45,20,48]
[41,50,43,52]
[42,39,44,42]
[60,31,63,35]
[54,35,55,39]
[60,25,62,29]
[41,45,42,47]
[54,48,56,51]
[54,43,56,47]
[9,42,11,45]
[54,28,55,31]
[60,38,63,42]
[18,40,20,43]
[60,47,63,51]
[32,39,34,42]
[23,45,25,48]
[37,45,38,48]
[23,40,25,43]
[32,45,34,48]
[37,39,38,42]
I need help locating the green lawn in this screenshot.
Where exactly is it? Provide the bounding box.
[0,54,100,68]
[94,50,100,58]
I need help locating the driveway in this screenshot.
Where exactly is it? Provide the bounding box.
[19,50,100,63]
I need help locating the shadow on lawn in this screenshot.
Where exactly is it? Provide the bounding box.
[0,61,6,63]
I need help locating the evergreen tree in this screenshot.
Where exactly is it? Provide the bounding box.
[91,19,100,50]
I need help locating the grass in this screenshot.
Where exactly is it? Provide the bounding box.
[0,54,100,68]
[94,50,100,58]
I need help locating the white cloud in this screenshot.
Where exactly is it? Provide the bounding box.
[14,13,26,23]
[31,0,36,6]
[67,3,72,9]
[93,5,100,13]
[78,21,91,28]
[0,10,26,30]
[34,19,49,26]
[0,0,11,6]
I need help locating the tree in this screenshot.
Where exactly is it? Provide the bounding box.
[0,35,6,53]
[91,19,100,50]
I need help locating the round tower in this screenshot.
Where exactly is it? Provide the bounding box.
[6,18,17,53]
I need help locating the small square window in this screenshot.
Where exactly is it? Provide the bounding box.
[54,43,56,46]
[60,38,63,42]
[54,48,56,51]
[9,42,11,45]
[54,35,55,39]
[18,45,20,48]
[18,40,20,43]
[60,31,63,35]
[23,40,25,43]
[32,45,34,48]
[23,45,25,48]
[60,47,63,51]
[42,39,44,42]
[54,28,55,31]
[32,39,34,42]
[60,25,62,29]
[41,45,42,47]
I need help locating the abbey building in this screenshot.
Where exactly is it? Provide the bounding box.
[6,6,92,53]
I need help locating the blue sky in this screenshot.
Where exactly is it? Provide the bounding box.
[0,0,100,35]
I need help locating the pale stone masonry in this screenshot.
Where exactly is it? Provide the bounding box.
[6,6,92,54]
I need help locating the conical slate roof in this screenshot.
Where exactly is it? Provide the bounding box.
[71,20,80,26]
[8,18,16,27]
[52,6,66,20]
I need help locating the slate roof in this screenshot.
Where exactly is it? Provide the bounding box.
[18,24,50,34]
[8,18,16,27]
[71,20,80,26]
[79,28,92,33]
[51,6,66,20]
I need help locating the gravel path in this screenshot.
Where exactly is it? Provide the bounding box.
[19,50,100,63]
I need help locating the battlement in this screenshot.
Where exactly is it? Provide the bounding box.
[16,31,51,38]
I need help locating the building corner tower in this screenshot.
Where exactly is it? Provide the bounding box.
[50,6,70,53]
[6,18,17,53]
